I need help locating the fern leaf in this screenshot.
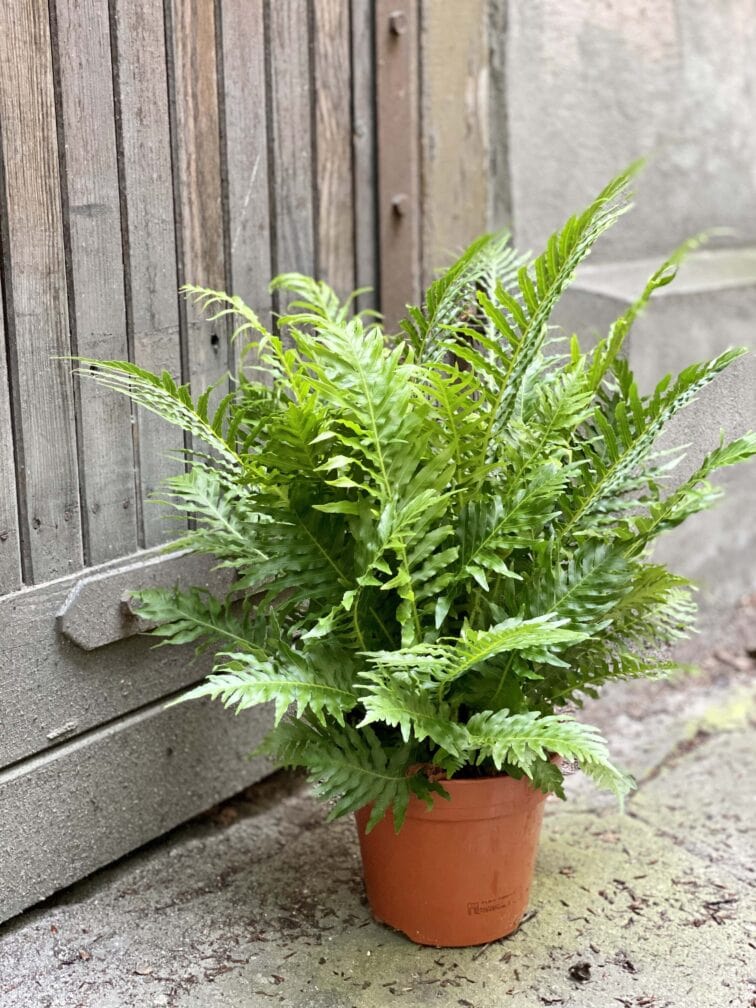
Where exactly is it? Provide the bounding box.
[243,499,355,616]
[260,719,441,831]
[630,433,756,546]
[358,670,466,755]
[462,710,634,798]
[364,615,587,697]
[474,163,642,454]
[560,347,748,539]
[454,466,568,595]
[401,231,522,360]
[587,235,706,392]
[74,359,242,470]
[174,643,357,726]
[152,467,267,564]
[131,586,267,653]
[533,543,633,632]
[292,318,423,503]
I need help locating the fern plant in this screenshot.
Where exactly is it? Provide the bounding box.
[79,164,756,831]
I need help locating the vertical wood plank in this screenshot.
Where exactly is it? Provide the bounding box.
[111,0,184,547]
[219,0,272,334]
[488,0,513,232]
[53,0,138,565]
[350,0,379,312]
[419,0,489,286]
[266,0,315,278]
[313,0,355,298]
[0,0,83,583]
[0,278,22,593]
[375,0,420,329]
[167,0,228,397]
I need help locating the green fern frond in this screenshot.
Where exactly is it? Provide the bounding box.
[172,644,357,727]
[260,719,442,831]
[364,615,587,696]
[587,235,706,392]
[534,543,633,632]
[542,642,682,707]
[560,347,748,540]
[471,162,642,456]
[242,500,355,618]
[74,359,243,471]
[454,466,568,595]
[271,272,378,326]
[358,670,466,755]
[462,710,634,799]
[630,433,756,547]
[151,468,268,564]
[401,230,523,361]
[130,586,267,653]
[182,283,271,343]
[512,365,595,473]
[293,318,422,503]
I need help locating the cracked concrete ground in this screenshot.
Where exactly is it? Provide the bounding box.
[1,598,755,1008]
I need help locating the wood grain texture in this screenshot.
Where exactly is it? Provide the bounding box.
[111,0,184,547]
[0,695,272,923]
[167,0,228,397]
[219,0,272,339]
[0,546,227,767]
[0,278,22,592]
[313,0,355,298]
[350,0,379,312]
[53,0,138,565]
[0,0,83,583]
[487,0,512,231]
[267,0,315,278]
[419,0,489,286]
[375,0,420,329]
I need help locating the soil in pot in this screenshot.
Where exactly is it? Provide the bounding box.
[355,774,548,947]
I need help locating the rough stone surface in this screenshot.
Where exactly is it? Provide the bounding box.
[1,599,755,1008]
[504,1,756,260]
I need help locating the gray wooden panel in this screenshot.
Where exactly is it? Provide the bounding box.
[375,0,421,329]
[111,0,184,547]
[0,0,83,583]
[220,0,272,336]
[350,0,379,312]
[267,0,315,277]
[56,548,234,651]
[0,278,22,593]
[53,0,138,565]
[313,0,355,299]
[0,696,272,923]
[419,0,488,286]
[0,547,229,767]
[167,0,229,398]
[488,0,513,231]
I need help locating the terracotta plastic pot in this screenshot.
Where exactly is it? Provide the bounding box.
[355,774,548,947]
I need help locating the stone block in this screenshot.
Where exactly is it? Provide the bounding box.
[504,1,756,261]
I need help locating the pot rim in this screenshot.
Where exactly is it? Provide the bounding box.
[358,772,549,827]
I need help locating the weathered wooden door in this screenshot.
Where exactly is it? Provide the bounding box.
[0,0,381,922]
[0,0,491,922]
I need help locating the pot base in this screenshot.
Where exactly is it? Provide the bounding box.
[367,905,529,948]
